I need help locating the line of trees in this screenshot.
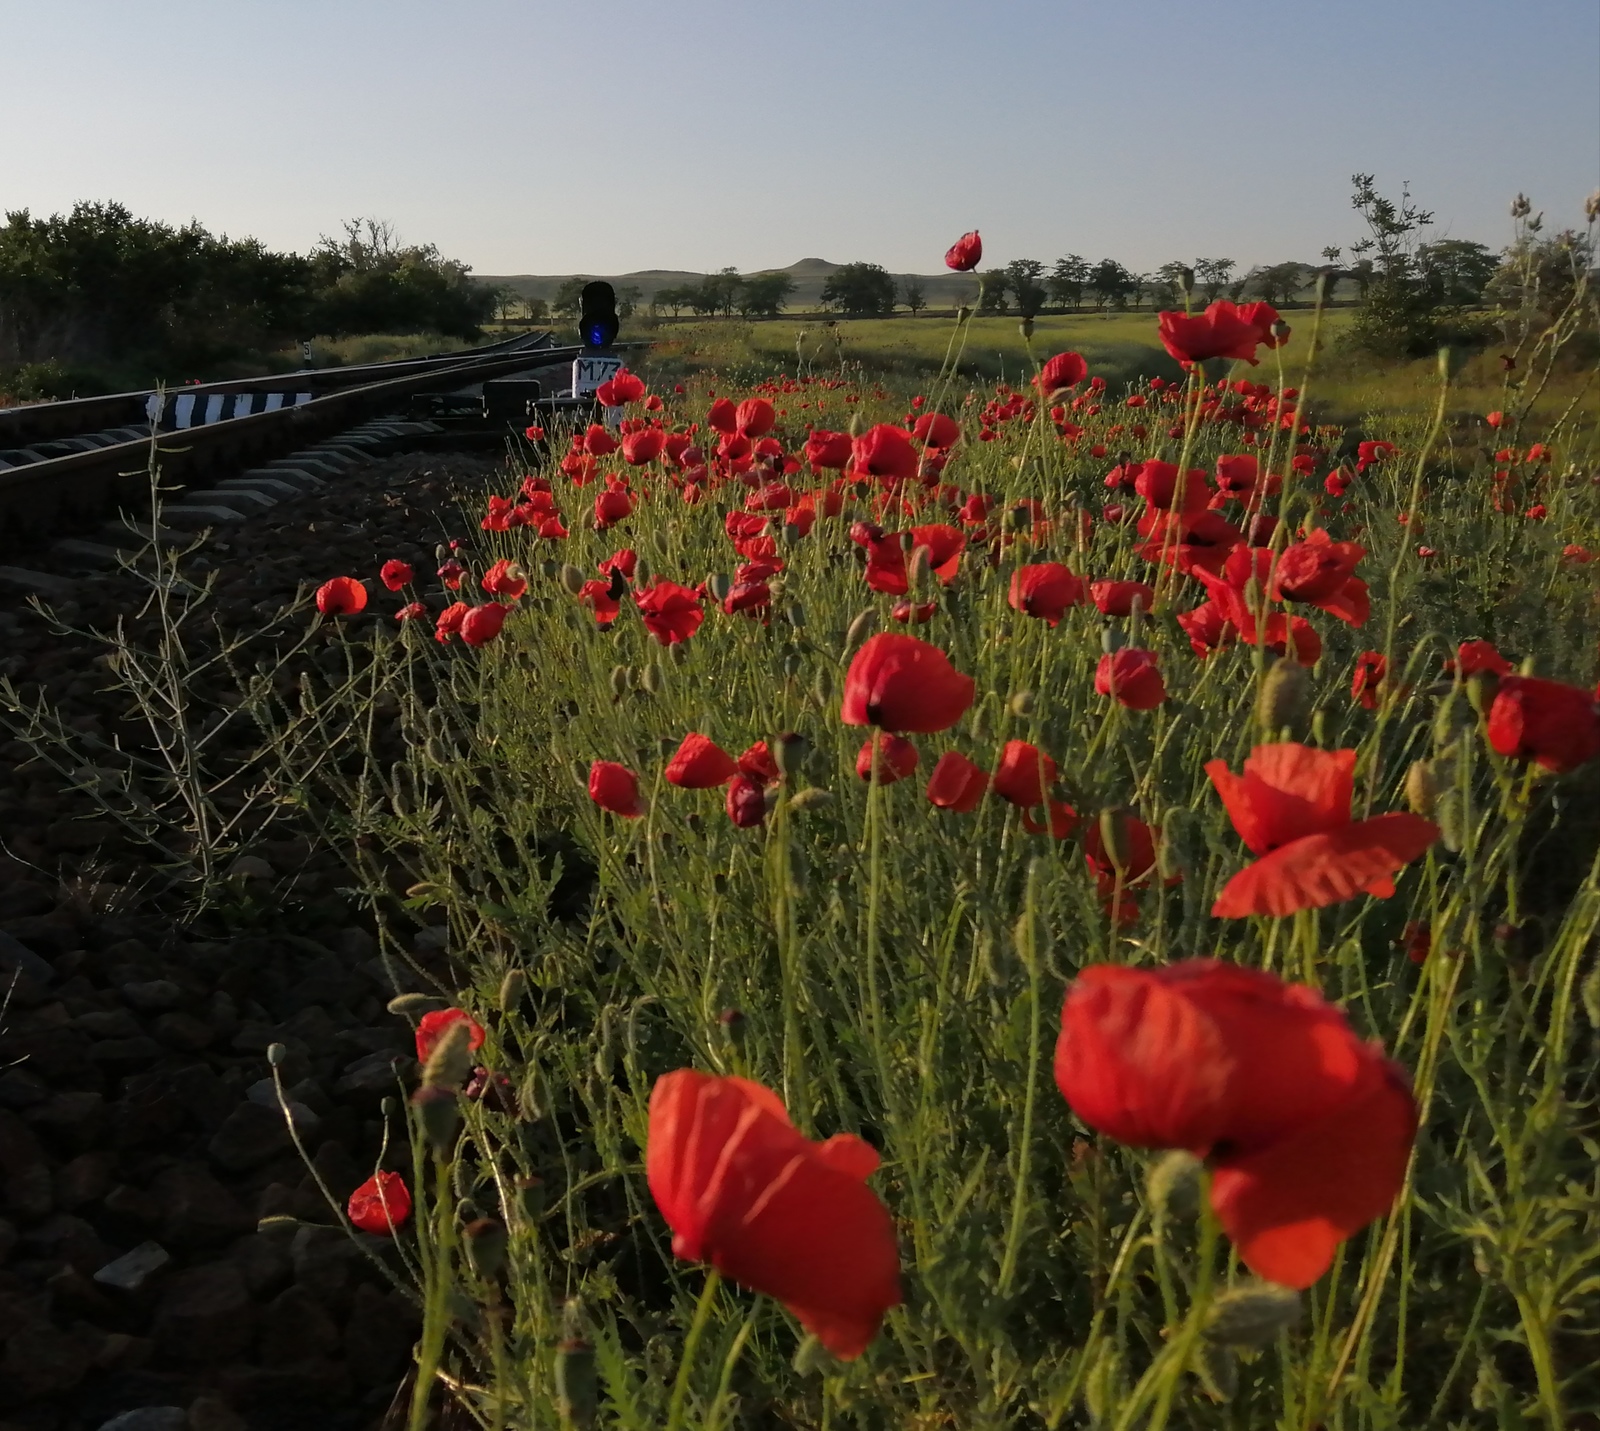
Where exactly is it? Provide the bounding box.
[0,204,497,373]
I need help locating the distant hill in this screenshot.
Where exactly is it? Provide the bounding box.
[478,257,982,312]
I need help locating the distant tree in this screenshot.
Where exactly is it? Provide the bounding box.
[900,276,926,315]
[707,267,743,317]
[551,277,588,321]
[488,284,519,322]
[1048,254,1089,311]
[1090,258,1137,310]
[1249,262,1310,306]
[737,271,795,318]
[1149,261,1193,309]
[1194,258,1236,303]
[1349,258,1376,301]
[652,285,690,318]
[1005,259,1047,318]
[977,269,1010,313]
[1347,172,1443,355]
[523,295,550,324]
[615,284,643,319]
[1226,277,1249,303]
[1416,239,1498,307]
[686,279,724,317]
[819,262,898,316]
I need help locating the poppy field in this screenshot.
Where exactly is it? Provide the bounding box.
[292,243,1600,1430]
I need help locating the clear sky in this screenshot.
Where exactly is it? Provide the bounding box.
[4,0,1596,277]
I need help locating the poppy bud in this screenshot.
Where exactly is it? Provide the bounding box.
[1464,669,1500,716]
[558,564,585,595]
[1008,690,1036,718]
[569,759,589,790]
[1438,346,1467,381]
[1158,807,1196,879]
[1404,759,1442,818]
[1177,266,1195,295]
[957,305,972,323]
[1019,317,1034,340]
[773,731,811,777]
[1145,1149,1202,1221]
[782,649,804,679]
[907,545,933,593]
[498,970,527,1013]
[788,787,834,813]
[812,667,834,705]
[1255,658,1311,738]
[1270,319,1292,344]
[707,572,732,603]
[1586,190,1600,221]
[555,1335,598,1429]
[1196,1341,1239,1402]
[640,662,664,694]
[411,1083,460,1153]
[516,1175,545,1223]
[719,1007,747,1048]
[848,410,865,437]
[785,599,806,628]
[464,1217,509,1280]
[1203,1283,1303,1348]
[388,992,446,1017]
[1097,807,1138,874]
[1101,623,1124,653]
[423,1019,475,1090]
[609,664,630,698]
[266,1042,288,1068]
[844,609,878,650]
[783,522,802,544]
[1005,504,1032,533]
[970,694,996,741]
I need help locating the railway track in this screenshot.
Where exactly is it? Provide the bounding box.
[0,331,605,566]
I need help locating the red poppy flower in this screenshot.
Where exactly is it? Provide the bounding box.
[736,741,781,786]
[1355,440,1394,473]
[621,429,665,465]
[1096,649,1166,710]
[735,398,776,438]
[1022,798,1079,839]
[864,525,965,595]
[850,425,920,485]
[434,601,470,643]
[993,740,1057,807]
[926,750,988,812]
[416,1007,486,1062]
[890,598,937,624]
[911,412,961,449]
[537,514,569,540]
[707,398,738,434]
[1235,301,1288,348]
[1351,651,1386,710]
[316,576,367,616]
[524,424,546,441]
[635,581,704,645]
[1158,302,1264,365]
[1177,599,1236,657]
[1207,744,1439,917]
[599,548,637,582]
[723,580,771,617]
[594,489,634,529]
[583,424,619,457]
[805,430,853,470]
[841,634,976,733]
[1009,563,1085,626]
[1083,811,1158,889]
[1089,580,1156,617]
[1135,462,1211,514]
[347,1171,412,1236]
[1053,959,1417,1288]
[577,579,620,626]
[395,601,427,623]
[1270,530,1369,626]
[481,559,528,600]
[595,369,646,407]
[461,603,509,647]
[646,1070,901,1359]
[1449,639,1512,678]
[380,560,414,591]
[665,733,739,788]
[589,760,645,817]
[944,230,982,272]
[856,733,920,784]
[1034,351,1088,396]
[1214,454,1279,508]
[1486,676,1600,774]
[725,775,768,827]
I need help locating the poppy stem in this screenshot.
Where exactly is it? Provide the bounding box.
[665,1268,723,1431]
[998,862,1044,1298]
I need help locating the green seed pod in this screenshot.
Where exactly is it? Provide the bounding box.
[464,1217,509,1280]
[844,608,877,650]
[1256,658,1311,738]
[1019,316,1035,340]
[411,1084,460,1154]
[788,787,834,813]
[640,662,664,694]
[1097,807,1138,874]
[1145,1149,1202,1222]
[1203,1282,1303,1348]
[558,563,585,596]
[498,969,527,1013]
[266,1042,288,1068]
[388,992,446,1018]
[608,664,630,698]
[422,1019,475,1091]
[707,572,732,603]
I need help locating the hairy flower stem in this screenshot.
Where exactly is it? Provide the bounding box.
[666,1269,724,1431]
[997,868,1043,1297]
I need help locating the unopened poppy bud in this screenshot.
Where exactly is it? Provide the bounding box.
[956,305,972,323]
[558,563,585,595]
[266,1042,288,1068]
[848,410,865,437]
[1145,1149,1202,1221]
[1005,504,1032,532]
[631,557,651,586]
[1405,759,1442,818]
[706,572,732,603]
[1097,807,1138,873]
[1008,690,1036,718]
[1464,669,1500,716]
[388,992,446,1018]
[719,1008,747,1048]
[788,787,833,813]
[1196,1342,1239,1402]
[773,731,811,777]
[907,545,933,592]
[464,1217,509,1280]
[1019,317,1034,340]
[970,694,995,740]
[569,759,589,790]
[1204,1283,1303,1348]
[1256,658,1311,738]
[782,521,801,544]
[1177,266,1195,294]
[555,1335,598,1428]
[639,662,663,694]
[811,666,833,704]
[785,599,806,628]
[608,664,630,697]
[498,970,527,1013]
[1157,807,1195,879]
[422,1019,475,1090]
[782,648,804,678]
[516,1175,545,1222]
[1270,318,1291,344]
[844,608,877,650]
[411,1083,460,1153]
[1101,623,1124,653]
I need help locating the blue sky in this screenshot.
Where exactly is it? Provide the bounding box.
[4,0,1596,276]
